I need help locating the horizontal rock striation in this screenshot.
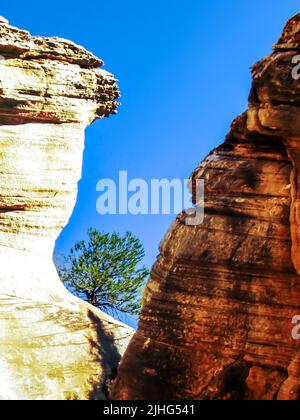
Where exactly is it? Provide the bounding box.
[0,19,133,400]
[0,23,119,124]
[111,15,300,400]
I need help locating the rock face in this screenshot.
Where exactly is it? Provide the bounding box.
[0,19,133,400]
[111,15,300,400]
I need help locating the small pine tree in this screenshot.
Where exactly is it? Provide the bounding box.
[57,229,149,316]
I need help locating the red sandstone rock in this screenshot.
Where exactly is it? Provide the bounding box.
[111,14,300,400]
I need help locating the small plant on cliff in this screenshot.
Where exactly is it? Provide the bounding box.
[57,229,149,316]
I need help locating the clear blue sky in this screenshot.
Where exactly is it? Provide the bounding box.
[2,1,299,326]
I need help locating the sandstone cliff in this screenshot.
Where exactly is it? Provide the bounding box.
[0,18,133,400]
[111,14,300,400]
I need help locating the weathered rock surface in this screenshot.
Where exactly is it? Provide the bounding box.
[111,14,300,400]
[0,19,133,400]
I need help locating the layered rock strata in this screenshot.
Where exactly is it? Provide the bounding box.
[0,19,133,400]
[111,14,300,400]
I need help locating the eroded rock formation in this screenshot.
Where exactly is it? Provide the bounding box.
[111,14,300,400]
[0,18,133,400]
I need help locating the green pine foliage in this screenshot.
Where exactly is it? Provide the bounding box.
[57,229,149,316]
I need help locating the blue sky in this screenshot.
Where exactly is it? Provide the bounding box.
[2,1,299,325]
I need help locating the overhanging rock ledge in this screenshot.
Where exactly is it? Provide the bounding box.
[0,18,133,400]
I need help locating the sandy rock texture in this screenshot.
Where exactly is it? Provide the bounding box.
[111,14,300,400]
[0,19,133,400]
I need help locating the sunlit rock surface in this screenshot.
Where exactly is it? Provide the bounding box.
[0,18,133,400]
[111,14,300,401]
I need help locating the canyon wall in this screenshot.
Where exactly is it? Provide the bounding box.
[0,18,133,400]
[111,14,300,400]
